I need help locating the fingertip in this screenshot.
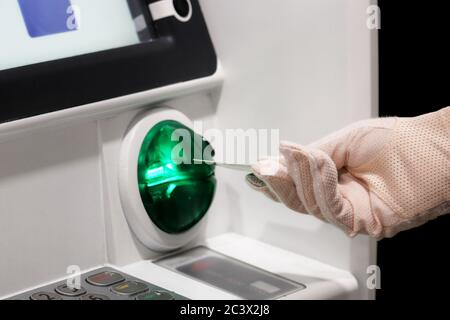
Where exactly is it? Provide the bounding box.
[245,173,266,189]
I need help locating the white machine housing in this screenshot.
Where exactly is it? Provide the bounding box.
[0,0,378,300]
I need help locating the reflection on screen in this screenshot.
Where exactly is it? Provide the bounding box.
[0,0,148,71]
[18,0,78,38]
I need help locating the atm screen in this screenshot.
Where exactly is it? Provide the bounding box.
[0,0,150,71]
[0,0,217,124]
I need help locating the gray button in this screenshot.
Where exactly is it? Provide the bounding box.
[55,284,87,297]
[86,271,125,287]
[136,291,175,300]
[30,292,63,300]
[111,281,148,296]
[80,293,111,300]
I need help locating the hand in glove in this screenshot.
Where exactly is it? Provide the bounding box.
[247,107,450,239]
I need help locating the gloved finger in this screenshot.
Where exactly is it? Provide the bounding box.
[338,170,383,237]
[245,176,280,202]
[246,173,279,202]
[297,147,356,234]
[279,142,377,232]
[279,142,326,221]
[245,174,267,189]
[251,159,307,214]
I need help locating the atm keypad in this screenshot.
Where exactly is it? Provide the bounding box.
[30,292,63,301]
[137,291,175,300]
[86,271,125,287]
[111,281,148,296]
[80,293,111,301]
[8,267,187,300]
[55,284,87,297]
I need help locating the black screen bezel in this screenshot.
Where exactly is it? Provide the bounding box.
[0,0,217,124]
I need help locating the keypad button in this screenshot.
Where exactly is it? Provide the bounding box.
[136,290,175,300]
[30,292,63,300]
[10,268,187,300]
[86,271,125,287]
[111,281,148,296]
[80,293,111,300]
[55,284,87,297]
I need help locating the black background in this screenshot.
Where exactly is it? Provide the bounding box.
[377,0,450,300]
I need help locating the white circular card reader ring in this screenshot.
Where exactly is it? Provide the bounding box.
[119,107,215,252]
[149,0,193,23]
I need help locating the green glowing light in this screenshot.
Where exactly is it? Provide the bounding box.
[137,120,216,234]
[166,183,177,198]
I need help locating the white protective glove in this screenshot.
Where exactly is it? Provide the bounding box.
[247,107,450,239]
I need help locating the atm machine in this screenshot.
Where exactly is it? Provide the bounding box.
[0,0,377,300]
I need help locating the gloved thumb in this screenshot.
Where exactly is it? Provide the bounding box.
[308,118,397,170]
